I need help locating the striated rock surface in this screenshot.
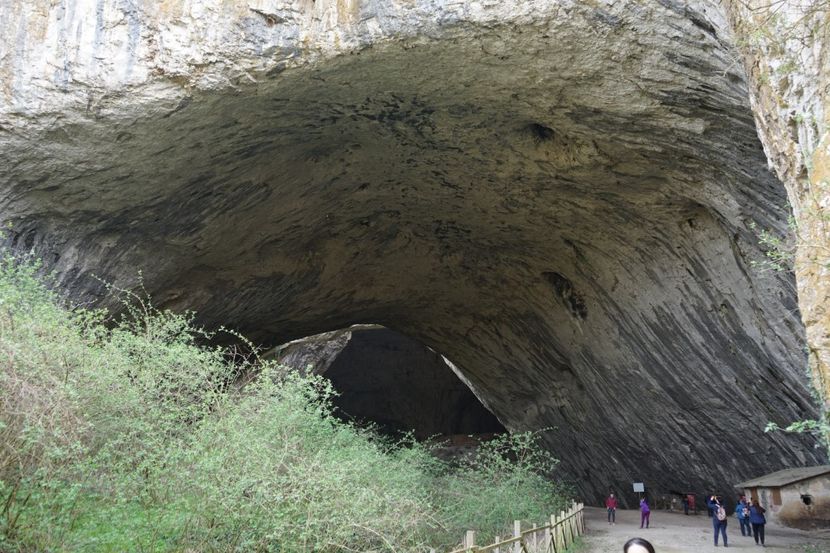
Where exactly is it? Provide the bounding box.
[0,0,826,504]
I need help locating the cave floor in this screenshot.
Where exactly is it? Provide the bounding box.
[581,507,830,552]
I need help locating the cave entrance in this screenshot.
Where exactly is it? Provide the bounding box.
[272,325,506,442]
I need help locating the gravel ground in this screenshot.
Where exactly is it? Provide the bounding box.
[580,507,830,553]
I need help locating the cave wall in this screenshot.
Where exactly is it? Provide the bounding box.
[275,326,505,439]
[0,0,826,505]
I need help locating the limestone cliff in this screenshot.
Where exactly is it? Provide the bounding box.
[725,1,830,414]
[0,0,825,505]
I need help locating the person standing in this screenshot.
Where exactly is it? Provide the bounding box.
[640,496,651,528]
[606,492,618,525]
[736,495,751,537]
[749,498,767,546]
[707,495,728,547]
[682,495,689,515]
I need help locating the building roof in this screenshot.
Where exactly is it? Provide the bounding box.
[736,466,830,488]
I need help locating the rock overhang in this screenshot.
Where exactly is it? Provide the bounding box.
[0,0,825,504]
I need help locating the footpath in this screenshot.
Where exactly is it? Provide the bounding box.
[580,507,830,553]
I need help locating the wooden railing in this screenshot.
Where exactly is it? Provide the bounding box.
[445,502,585,553]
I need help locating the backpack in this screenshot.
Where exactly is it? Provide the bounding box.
[716,505,727,521]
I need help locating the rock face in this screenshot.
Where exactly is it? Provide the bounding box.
[0,0,826,505]
[274,325,505,439]
[724,2,830,414]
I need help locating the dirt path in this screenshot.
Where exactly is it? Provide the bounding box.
[581,507,830,553]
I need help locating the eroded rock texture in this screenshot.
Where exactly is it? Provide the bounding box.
[0,0,825,504]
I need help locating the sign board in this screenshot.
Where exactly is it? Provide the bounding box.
[633,482,645,493]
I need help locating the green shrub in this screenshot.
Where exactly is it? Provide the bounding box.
[434,432,571,541]
[0,251,570,552]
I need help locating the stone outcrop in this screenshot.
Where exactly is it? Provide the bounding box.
[0,0,826,505]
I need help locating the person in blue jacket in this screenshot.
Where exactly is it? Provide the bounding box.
[749,498,767,546]
[707,495,728,547]
[736,495,751,537]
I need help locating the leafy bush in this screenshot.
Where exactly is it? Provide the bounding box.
[434,432,571,541]
[0,250,570,552]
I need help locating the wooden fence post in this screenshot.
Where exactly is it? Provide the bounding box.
[567,507,574,546]
[549,514,557,553]
[572,504,578,541]
[564,504,569,539]
[570,504,577,543]
[544,522,552,553]
[574,502,579,538]
[465,530,476,551]
[578,503,584,535]
[573,505,579,540]
[513,520,522,553]
[495,535,501,553]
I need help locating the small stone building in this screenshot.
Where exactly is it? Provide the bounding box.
[736,466,830,529]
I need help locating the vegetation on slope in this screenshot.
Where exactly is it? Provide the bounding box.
[0,251,570,552]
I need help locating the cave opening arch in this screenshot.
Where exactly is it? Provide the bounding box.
[271,324,506,443]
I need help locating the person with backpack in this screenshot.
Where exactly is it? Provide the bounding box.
[640,496,651,529]
[707,495,728,547]
[749,498,767,546]
[736,495,751,537]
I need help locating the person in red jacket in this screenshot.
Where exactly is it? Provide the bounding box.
[606,492,619,525]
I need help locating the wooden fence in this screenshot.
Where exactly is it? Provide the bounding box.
[444,502,585,553]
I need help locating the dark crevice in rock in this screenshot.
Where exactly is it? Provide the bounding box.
[528,123,556,143]
[543,272,588,320]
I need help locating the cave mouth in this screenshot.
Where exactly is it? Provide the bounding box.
[3,0,828,505]
[273,325,506,441]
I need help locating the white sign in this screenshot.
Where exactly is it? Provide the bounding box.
[633,482,645,493]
